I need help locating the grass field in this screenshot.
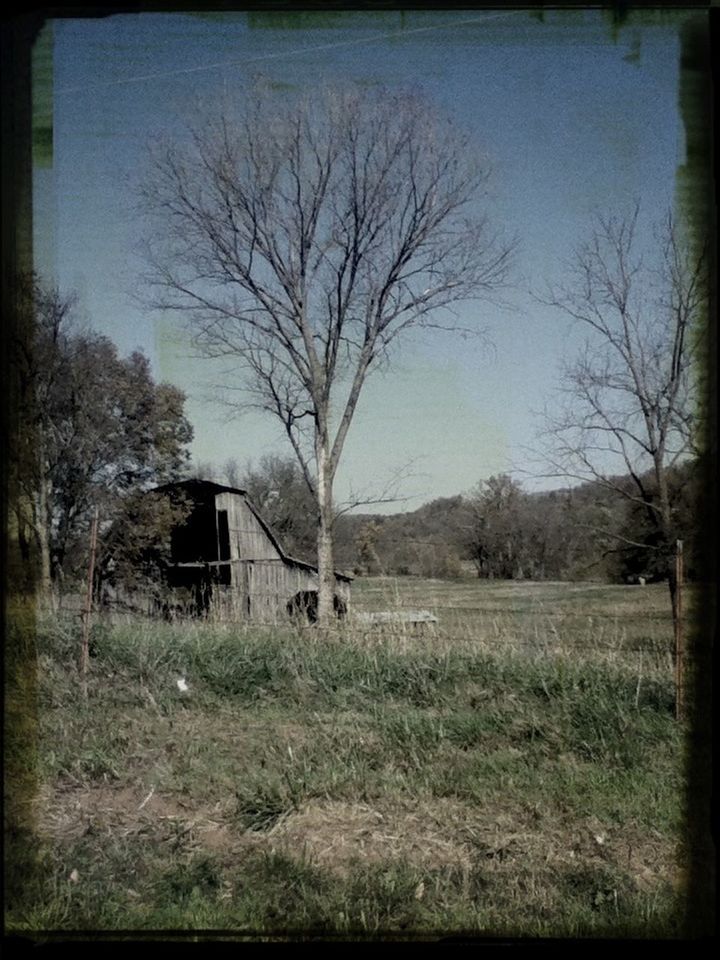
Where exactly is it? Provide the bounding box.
[7,578,694,939]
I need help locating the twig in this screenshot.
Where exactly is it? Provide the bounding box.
[634,650,643,710]
[81,505,100,698]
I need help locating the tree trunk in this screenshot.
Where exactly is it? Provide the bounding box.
[667,548,679,659]
[656,468,679,649]
[33,478,52,599]
[13,502,31,564]
[316,444,336,627]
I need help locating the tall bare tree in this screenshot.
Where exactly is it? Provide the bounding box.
[538,206,707,627]
[140,85,513,623]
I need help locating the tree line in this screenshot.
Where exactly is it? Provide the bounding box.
[192,455,702,586]
[343,465,702,584]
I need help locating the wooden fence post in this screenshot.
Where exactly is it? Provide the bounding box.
[675,539,684,722]
[81,505,100,679]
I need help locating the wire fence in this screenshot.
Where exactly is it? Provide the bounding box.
[40,574,689,689]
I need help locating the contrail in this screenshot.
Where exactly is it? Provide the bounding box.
[55,10,525,96]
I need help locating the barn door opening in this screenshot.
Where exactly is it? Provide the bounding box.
[217,510,231,559]
[217,509,231,585]
[287,591,347,624]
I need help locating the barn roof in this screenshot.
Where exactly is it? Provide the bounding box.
[150,478,353,582]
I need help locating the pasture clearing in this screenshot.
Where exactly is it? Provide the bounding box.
[7,579,695,939]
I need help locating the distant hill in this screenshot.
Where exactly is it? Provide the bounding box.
[334,460,701,583]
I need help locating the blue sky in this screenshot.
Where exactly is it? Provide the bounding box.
[33,9,688,511]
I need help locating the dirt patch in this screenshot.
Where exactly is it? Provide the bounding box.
[459,806,680,893]
[37,781,234,845]
[263,797,475,877]
[35,780,679,903]
[572,818,681,893]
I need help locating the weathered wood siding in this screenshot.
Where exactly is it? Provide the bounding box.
[208,560,337,622]
[214,492,281,562]
[212,491,337,621]
[133,481,352,623]
[250,560,318,622]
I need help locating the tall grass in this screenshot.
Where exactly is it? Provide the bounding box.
[10,580,688,939]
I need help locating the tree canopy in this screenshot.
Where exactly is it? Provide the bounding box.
[13,276,194,591]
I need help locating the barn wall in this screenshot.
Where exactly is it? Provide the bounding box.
[214,491,283,563]
[138,484,352,623]
[202,559,317,622]
[210,581,248,621]
[248,559,319,622]
[214,491,323,620]
[207,558,349,623]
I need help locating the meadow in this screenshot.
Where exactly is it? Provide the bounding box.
[7,578,692,939]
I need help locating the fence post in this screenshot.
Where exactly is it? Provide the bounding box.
[81,505,100,679]
[675,539,684,722]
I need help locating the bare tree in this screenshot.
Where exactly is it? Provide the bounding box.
[139,85,513,623]
[222,457,241,489]
[238,453,317,562]
[189,460,219,483]
[463,474,529,580]
[538,205,707,627]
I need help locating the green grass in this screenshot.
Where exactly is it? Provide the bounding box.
[6,579,692,939]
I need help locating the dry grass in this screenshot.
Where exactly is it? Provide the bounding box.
[263,797,475,877]
[7,577,695,939]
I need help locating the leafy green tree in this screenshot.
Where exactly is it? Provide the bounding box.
[13,276,194,593]
[97,489,192,608]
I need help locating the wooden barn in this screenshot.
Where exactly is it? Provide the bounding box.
[149,479,352,623]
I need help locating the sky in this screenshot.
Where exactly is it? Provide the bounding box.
[32,8,691,512]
